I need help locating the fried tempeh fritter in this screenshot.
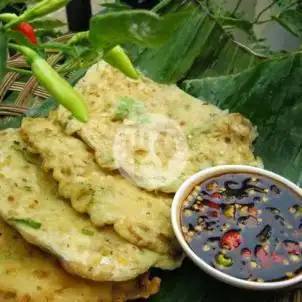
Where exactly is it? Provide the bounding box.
[55,62,262,193]
[0,216,160,302]
[0,129,181,282]
[21,118,180,256]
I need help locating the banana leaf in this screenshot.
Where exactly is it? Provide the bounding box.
[0,2,301,302]
[273,9,302,40]
[125,5,266,83]
[182,54,302,186]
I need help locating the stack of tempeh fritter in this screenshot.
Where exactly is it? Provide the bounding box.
[0,63,262,301]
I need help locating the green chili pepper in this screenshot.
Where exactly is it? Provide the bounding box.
[104,46,138,79]
[9,43,88,122]
[216,253,233,267]
[0,13,17,23]
[4,0,71,29]
[224,205,235,219]
[67,31,90,46]
[256,224,272,242]
[68,32,138,79]
[295,205,302,217]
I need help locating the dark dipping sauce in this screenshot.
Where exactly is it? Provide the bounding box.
[180,172,302,282]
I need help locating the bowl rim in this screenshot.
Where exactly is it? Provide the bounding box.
[171,165,302,290]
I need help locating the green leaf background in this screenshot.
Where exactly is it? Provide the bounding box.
[0,0,11,11]
[90,10,189,50]
[183,54,302,186]
[274,9,302,39]
[125,8,266,83]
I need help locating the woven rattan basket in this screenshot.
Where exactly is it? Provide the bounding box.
[0,52,48,117]
[0,34,73,121]
[0,35,301,302]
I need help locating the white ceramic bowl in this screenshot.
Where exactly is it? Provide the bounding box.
[171,165,302,290]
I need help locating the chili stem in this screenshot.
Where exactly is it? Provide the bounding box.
[7,66,32,75]
[67,31,89,45]
[232,0,243,15]
[152,0,173,12]
[255,19,273,25]
[8,43,39,61]
[254,0,280,23]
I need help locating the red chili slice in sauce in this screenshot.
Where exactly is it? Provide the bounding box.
[220,231,243,250]
[205,200,220,209]
[255,247,271,268]
[207,211,218,217]
[284,241,301,255]
[271,253,285,263]
[210,192,222,200]
[241,248,252,257]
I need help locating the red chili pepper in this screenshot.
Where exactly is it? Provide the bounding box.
[15,22,37,45]
[284,241,300,255]
[241,248,252,258]
[220,231,243,250]
[248,207,257,217]
[210,192,222,200]
[207,211,218,217]
[271,252,285,263]
[255,246,271,267]
[205,200,220,209]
